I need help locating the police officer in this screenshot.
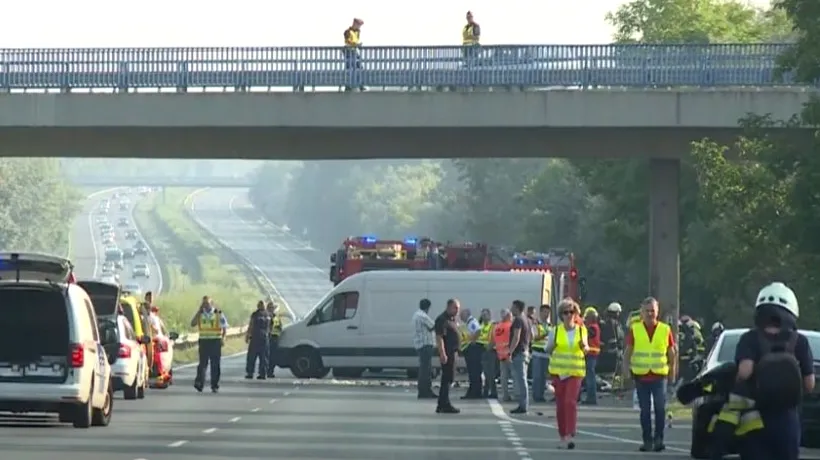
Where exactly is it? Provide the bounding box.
[190,296,228,393]
[477,309,497,399]
[343,18,365,92]
[267,300,285,377]
[728,282,813,460]
[462,11,480,66]
[458,308,482,399]
[245,300,271,380]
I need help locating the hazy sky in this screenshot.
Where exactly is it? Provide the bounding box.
[0,0,777,48]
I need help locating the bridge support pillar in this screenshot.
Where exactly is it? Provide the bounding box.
[648,158,680,325]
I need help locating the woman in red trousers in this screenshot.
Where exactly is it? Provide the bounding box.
[546,298,589,449]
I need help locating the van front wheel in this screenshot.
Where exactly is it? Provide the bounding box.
[291,348,326,379]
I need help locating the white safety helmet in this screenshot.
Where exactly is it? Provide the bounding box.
[755,282,799,319]
[606,302,622,313]
[711,321,724,333]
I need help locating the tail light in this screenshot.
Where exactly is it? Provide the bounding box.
[569,268,578,280]
[118,344,131,358]
[70,343,84,368]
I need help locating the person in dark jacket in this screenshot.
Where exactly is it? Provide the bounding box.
[245,301,271,380]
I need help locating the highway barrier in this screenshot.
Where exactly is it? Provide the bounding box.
[171,326,248,351]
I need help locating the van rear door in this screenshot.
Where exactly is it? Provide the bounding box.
[76,280,121,319]
[0,252,72,283]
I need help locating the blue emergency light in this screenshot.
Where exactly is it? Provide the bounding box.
[362,236,377,244]
[404,237,417,245]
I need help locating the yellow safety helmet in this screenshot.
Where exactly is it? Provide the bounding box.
[583,306,598,317]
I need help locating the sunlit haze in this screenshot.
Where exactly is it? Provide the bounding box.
[0,0,778,48]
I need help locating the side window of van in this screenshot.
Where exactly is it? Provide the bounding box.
[83,299,100,342]
[122,320,136,341]
[311,292,359,325]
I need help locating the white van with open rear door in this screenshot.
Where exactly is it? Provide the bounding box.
[77,280,149,400]
[0,252,113,428]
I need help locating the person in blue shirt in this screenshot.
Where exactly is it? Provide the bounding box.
[190,296,229,393]
[459,308,483,399]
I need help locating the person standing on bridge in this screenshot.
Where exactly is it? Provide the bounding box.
[191,296,229,393]
[462,11,480,67]
[245,300,271,380]
[343,18,365,92]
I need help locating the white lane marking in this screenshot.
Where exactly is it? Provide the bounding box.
[283,391,291,396]
[496,419,532,460]
[129,190,164,294]
[250,407,260,412]
[202,427,217,434]
[168,440,188,448]
[229,416,241,422]
[268,398,278,403]
[487,399,688,453]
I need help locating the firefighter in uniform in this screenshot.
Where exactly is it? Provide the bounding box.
[245,301,271,380]
[462,11,480,66]
[191,296,228,393]
[477,309,497,398]
[343,18,365,92]
[267,300,285,377]
[582,306,601,404]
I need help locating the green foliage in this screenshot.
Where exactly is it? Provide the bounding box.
[132,189,269,332]
[247,0,820,327]
[0,158,82,254]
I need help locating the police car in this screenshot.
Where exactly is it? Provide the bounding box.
[0,252,113,428]
[689,328,820,458]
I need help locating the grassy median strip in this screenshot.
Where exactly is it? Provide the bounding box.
[133,188,266,336]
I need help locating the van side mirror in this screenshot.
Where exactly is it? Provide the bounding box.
[169,331,180,341]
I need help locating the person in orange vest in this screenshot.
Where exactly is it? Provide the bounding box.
[492,309,513,401]
[582,306,601,405]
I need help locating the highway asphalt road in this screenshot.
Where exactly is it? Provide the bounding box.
[71,187,162,296]
[0,377,707,460]
[188,187,330,318]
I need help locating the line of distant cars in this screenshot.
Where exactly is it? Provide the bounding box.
[96,193,151,290]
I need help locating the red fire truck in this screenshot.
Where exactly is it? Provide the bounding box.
[329,237,583,300]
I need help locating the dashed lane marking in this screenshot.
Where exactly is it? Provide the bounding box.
[487,399,688,454]
[229,417,241,422]
[250,407,260,412]
[269,398,278,403]
[168,440,188,448]
[202,427,217,434]
[498,419,533,460]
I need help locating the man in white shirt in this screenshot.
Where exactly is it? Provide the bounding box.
[413,298,437,398]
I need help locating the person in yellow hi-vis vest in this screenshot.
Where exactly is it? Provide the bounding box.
[531,304,553,402]
[266,299,293,378]
[547,298,589,450]
[190,295,228,393]
[343,18,365,92]
[476,309,497,398]
[462,11,480,66]
[458,308,483,398]
[623,297,677,452]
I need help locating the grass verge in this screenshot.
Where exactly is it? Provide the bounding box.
[174,335,248,364]
[133,188,266,335]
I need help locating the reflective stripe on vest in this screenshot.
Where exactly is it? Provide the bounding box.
[271,316,283,336]
[531,323,548,351]
[630,322,671,376]
[477,322,492,345]
[459,324,469,351]
[494,321,511,359]
[462,25,478,45]
[548,324,586,377]
[198,313,223,340]
[345,28,360,47]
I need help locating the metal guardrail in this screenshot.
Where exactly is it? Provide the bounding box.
[68,176,253,187]
[172,326,248,350]
[0,44,803,89]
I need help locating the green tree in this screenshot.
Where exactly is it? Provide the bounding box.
[0,158,82,254]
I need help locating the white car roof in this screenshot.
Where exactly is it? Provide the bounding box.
[707,328,820,369]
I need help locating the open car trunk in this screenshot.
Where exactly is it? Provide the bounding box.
[0,252,72,283]
[76,280,121,319]
[0,285,70,383]
[97,319,121,365]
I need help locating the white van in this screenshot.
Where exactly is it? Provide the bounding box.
[276,270,556,379]
[0,252,113,428]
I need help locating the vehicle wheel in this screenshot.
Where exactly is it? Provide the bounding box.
[137,375,147,399]
[123,376,138,400]
[291,347,326,379]
[690,411,710,459]
[92,383,113,426]
[72,383,94,428]
[167,368,173,385]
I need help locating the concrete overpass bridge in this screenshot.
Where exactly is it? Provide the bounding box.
[1,42,813,326]
[67,175,253,187]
